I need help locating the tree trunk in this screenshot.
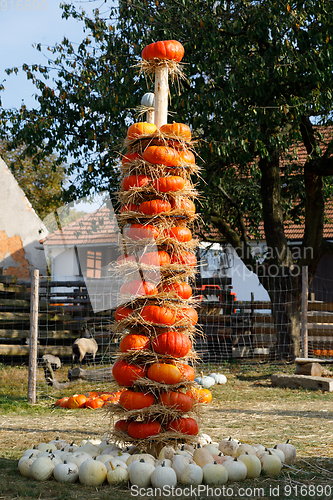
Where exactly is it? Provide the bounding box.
[260,274,301,360]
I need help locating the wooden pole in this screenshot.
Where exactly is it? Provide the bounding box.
[27,269,39,404]
[154,65,169,127]
[301,265,308,358]
[146,109,155,124]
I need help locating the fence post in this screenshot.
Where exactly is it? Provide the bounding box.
[301,266,308,358]
[28,269,39,403]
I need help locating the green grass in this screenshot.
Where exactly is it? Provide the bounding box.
[1,361,333,499]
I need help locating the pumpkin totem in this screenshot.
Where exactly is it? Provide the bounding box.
[109,40,203,451]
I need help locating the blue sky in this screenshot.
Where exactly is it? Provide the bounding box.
[0,1,99,109]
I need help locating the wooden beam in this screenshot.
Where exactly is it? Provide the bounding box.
[271,373,333,392]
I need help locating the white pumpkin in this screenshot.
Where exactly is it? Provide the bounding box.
[276,440,296,465]
[194,373,215,388]
[79,443,101,457]
[203,463,228,485]
[218,437,239,456]
[223,458,247,482]
[235,444,256,457]
[114,452,131,463]
[209,373,227,384]
[87,438,102,446]
[22,448,41,458]
[48,438,69,450]
[105,458,128,471]
[128,459,155,487]
[64,442,79,453]
[106,463,129,484]
[79,458,107,486]
[172,455,194,481]
[70,451,93,468]
[97,454,117,464]
[268,446,285,463]
[156,458,172,467]
[203,444,221,456]
[151,462,177,488]
[193,446,215,468]
[29,456,55,481]
[238,453,261,478]
[180,463,203,486]
[258,451,282,477]
[200,433,212,444]
[18,454,36,477]
[253,444,266,454]
[37,442,57,453]
[141,92,155,108]
[126,453,156,467]
[101,445,122,455]
[158,445,175,461]
[53,461,79,483]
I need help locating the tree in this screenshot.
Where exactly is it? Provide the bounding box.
[0,142,66,220]
[2,0,333,358]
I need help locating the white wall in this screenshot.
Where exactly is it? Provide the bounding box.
[0,156,48,278]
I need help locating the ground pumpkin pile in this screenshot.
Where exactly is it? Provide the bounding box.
[108,40,204,450]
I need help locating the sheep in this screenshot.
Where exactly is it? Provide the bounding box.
[41,354,61,371]
[72,328,98,368]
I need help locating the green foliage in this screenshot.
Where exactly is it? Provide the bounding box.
[1,0,333,274]
[0,142,66,220]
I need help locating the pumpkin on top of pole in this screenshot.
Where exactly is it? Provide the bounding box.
[108,39,208,456]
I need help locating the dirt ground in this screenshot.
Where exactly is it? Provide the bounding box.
[2,393,333,460]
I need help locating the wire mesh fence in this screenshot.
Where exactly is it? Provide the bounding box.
[1,267,333,399]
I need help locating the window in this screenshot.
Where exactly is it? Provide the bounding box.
[86,250,102,278]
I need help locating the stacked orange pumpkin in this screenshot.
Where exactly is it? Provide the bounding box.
[109,40,203,451]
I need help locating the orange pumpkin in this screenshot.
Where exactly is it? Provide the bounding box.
[153,176,185,193]
[85,391,99,398]
[115,419,130,432]
[119,390,155,410]
[127,122,157,140]
[187,387,212,404]
[143,145,179,166]
[158,391,193,412]
[141,40,185,62]
[176,149,196,165]
[124,223,160,240]
[112,359,147,387]
[55,396,70,408]
[198,388,213,404]
[176,307,198,325]
[85,397,104,409]
[141,305,176,325]
[170,251,197,267]
[122,152,142,165]
[139,199,172,215]
[166,417,199,435]
[120,279,158,297]
[139,250,171,266]
[162,282,192,299]
[115,305,133,322]
[164,227,192,242]
[170,197,196,214]
[120,333,150,353]
[67,394,88,409]
[160,122,191,141]
[122,174,151,190]
[147,363,182,384]
[127,420,162,439]
[179,363,196,381]
[152,330,192,358]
